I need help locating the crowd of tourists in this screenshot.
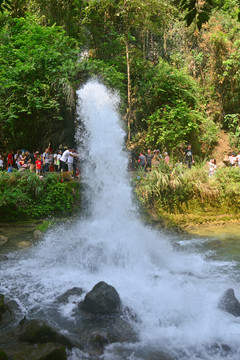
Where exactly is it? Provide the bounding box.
[138,144,195,171]
[137,145,240,177]
[0,147,80,178]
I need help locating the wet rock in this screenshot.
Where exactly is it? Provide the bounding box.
[0,255,8,261]
[77,316,138,355]
[17,241,31,248]
[33,230,43,239]
[57,287,84,303]
[0,295,21,326]
[79,281,120,315]
[123,306,140,323]
[104,343,175,360]
[18,319,74,349]
[0,294,5,313]
[0,236,8,246]
[11,343,67,360]
[218,288,240,316]
[208,343,231,356]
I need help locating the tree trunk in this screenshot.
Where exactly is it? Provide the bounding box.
[125,37,131,143]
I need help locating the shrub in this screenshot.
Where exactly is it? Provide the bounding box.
[0,172,80,221]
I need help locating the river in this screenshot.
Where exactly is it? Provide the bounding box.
[1,80,240,360]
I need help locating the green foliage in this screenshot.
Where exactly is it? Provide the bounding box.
[146,101,201,150]
[180,0,213,30]
[135,164,240,214]
[224,114,240,148]
[0,172,81,221]
[199,117,220,151]
[0,15,79,151]
[131,58,206,150]
[78,58,126,99]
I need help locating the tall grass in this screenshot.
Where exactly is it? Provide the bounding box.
[135,163,240,213]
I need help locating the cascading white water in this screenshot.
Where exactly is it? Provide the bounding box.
[1,80,240,359]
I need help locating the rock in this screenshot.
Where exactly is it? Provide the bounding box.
[0,295,20,326]
[79,281,120,315]
[0,294,5,313]
[104,343,174,360]
[11,343,67,360]
[17,241,31,248]
[57,287,84,303]
[0,255,8,261]
[77,316,138,355]
[0,236,8,246]
[18,319,74,349]
[33,230,43,239]
[207,342,231,356]
[218,288,240,316]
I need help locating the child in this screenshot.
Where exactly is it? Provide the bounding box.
[208,159,217,176]
[36,156,42,177]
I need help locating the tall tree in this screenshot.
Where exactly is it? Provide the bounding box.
[84,0,172,141]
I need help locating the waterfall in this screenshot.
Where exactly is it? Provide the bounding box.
[1,80,240,360]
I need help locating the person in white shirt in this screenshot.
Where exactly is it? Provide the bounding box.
[60,148,78,172]
[229,152,236,167]
[236,151,240,167]
[0,155,3,170]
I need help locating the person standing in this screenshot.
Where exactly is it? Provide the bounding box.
[67,149,76,177]
[229,152,236,167]
[145,149,153,172]
[138,153,146,170]
[164,152,169,165]
[28,151,36,172]
[7,151,13,170]
[208,159,217,176]
[184,144,194,169]
[53,151,59,172]
[42,148,50,174]
[60,148,78,172]
[35,156,42,177]
[236,151,240,167]
[0,155,3,170]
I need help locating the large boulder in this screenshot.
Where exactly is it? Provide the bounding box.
[18,319,74,349]
[218,288,240,316]
[77,316,138,355]
[79,281,121,315]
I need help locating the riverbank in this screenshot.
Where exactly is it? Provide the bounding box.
[135,165,240,236]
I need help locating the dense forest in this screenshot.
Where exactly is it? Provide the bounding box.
[0,0,240,157]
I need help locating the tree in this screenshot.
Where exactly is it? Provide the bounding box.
[0,15,79,151]
[84,0,173,141]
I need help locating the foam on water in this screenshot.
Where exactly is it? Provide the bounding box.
[1,80,240,359]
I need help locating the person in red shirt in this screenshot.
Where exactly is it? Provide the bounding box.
[35,156,42,177]
[7,151,13,169]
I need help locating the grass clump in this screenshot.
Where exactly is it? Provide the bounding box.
[135,164,240,220]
